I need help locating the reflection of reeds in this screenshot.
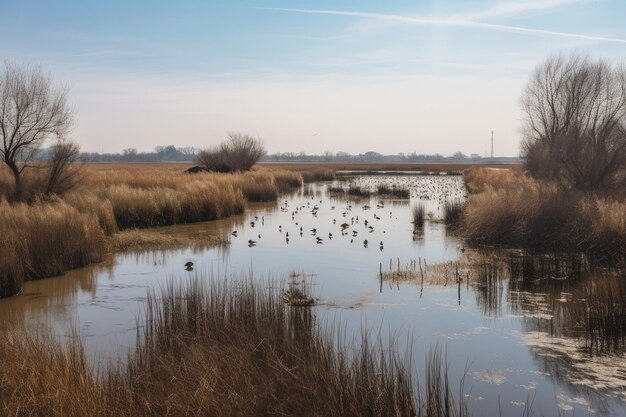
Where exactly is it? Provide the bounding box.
[508,252,626,355]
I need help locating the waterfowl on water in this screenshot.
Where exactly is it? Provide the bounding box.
[184,261,194,268]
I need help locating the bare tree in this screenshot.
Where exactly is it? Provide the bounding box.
[44,140,82,196]
[197,133,266,172]
[0,62,73,200]
[521,54,626,190]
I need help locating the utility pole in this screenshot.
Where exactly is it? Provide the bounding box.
[490,130,494,158]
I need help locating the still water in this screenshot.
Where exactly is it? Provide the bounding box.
[1,175,624,416]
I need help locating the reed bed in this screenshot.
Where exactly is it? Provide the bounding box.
[0,276,476,417]
[265,169,304,192]
[377,184,410,198]
[443,199,464,228]
[300,168,336,183]
[462,168,626,260]
[0,167,310,298]
[0,200,105,297]
[109,229,227,252]
[100,181,246,229]
[412,203,426,228]
[463,166,530,194]
[347,185,371,197]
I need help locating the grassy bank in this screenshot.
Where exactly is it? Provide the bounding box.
[0,200,106,298]
[0,166,305,298]
[462,167,626,260]
[0,276,469,417]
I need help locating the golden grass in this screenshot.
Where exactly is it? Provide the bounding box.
[109,229,227,252]
[0,200,105,297]
[462,168,626,260]
[0,165,309,298]
[463,166,529,194]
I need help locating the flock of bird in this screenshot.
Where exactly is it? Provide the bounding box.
[228,176,465,251]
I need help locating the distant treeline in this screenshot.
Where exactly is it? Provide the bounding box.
[263,151,519,163]
[32,145,518,163]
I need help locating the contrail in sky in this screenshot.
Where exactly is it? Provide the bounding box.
[261,7,626,45]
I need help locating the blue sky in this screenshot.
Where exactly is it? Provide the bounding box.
[1,0,625,155]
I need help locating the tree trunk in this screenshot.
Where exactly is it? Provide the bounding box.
[7,162,22,201]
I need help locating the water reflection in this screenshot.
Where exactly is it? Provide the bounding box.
[0,176,624,416]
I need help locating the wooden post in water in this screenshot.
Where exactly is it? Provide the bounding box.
[456,262,461,305]
[418,258,424,298]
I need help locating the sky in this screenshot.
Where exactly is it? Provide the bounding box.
[1,0,626,156]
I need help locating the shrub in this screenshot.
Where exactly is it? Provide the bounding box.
[197,133,266,173]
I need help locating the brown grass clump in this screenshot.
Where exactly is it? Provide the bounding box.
[300,168,336,183]
[463,166,530,194]
[462,168,626,260]
[101,180,245,229]
[109,229,227,252]
[0,200,105,297]
[0,331,105,417]
[229,171,279,202]
[267,169,304,192]
[64,193,118,235]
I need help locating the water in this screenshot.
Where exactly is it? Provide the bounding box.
[0,175,624,416]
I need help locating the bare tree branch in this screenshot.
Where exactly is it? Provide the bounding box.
[0,61,73,200]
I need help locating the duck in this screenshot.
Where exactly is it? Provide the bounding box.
[184,261,194,268]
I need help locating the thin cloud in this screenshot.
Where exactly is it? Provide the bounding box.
[452,0,584,21]
[261,7,626,45]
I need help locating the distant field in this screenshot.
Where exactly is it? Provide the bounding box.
[82,161,520,173]
[258,162,519,171]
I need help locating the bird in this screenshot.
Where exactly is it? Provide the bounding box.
[231,231,238,237]
[184,261,194,268]
[248,240,256,245]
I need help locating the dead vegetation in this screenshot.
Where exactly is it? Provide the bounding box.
[0,276,466,417]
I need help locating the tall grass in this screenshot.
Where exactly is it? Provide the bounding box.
[0,200,105,297]
[347,185,371,197]
[0,167,310,298]
[462,168,626,260]
[377,184,410,198]
[300,168,335,183]
[0,276,474,416]
[412,203,426,228]
[267,169,304,192]
[443,199,464,228]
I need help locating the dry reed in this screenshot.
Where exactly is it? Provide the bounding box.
[0,200,105,297]
[462,168,626,260]
[0,275,475,416]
